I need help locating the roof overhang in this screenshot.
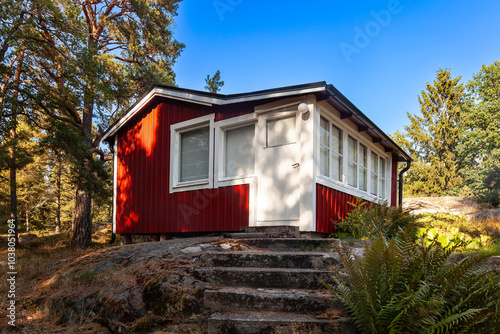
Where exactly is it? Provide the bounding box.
[102,81,411,162]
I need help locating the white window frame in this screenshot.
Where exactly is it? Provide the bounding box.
[170,114,214,193]
[214,113,258,183]
[317,106,391,204]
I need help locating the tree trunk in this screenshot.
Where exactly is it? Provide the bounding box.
[72,187,92,247]
[71,35,97,248]
[9,49,24,245]
[55,155,62,234]
[25,206,29,233]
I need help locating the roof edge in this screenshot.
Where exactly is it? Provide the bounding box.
[102,82,327,142]
[325,84,411,162]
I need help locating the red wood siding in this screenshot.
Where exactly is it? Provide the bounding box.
[116,98,251,234]
[316,155,399,233]
[315,184,365,234]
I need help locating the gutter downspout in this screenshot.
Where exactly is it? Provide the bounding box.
[398,160,411,206]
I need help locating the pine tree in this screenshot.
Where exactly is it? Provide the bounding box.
[5,0,184,247]
[205,70,224,93]
[401,69,465,196]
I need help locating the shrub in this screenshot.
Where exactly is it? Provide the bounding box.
[323,228,500,333]
[336,199,417,239]
[416,212,500,254]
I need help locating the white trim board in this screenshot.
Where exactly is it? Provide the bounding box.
[102,86,326,141]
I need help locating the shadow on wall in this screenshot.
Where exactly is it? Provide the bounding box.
[116,99,250,235]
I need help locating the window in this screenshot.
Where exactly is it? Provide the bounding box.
[320,117,330,176]
[225,124,255,178]
[319,112,389,201]
[379,158,386,198]
[331,125,343,181]
[170,114,214,192]
[320,117,343,181]
[359,144,367,191]
[267,116,296,147]
[180,126,210,182]
[370,152,378,196]
[347,136,357,187]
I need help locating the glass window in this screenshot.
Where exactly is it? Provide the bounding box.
[319,114,388,199]
[320,117,330,176]
[347,136,357,187]
[331,125,343,182]
[267,116,296,147]
[359,144,367,191]
[180,126,210,182]
[379,158,386,198]
[225,125,255,178]
[370,152,378,195]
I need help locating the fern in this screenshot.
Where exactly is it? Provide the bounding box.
[325,226,500,334]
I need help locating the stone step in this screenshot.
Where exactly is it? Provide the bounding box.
[240,225,300,238]
[223,232,268,239]
[225,238,343,252]
[194,267,335,290]
[195,251,339,269]
[207,311,355,334]
[204,287,344,314]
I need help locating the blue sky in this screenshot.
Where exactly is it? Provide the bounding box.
[172,0,500,135]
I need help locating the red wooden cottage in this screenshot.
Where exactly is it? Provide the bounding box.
[102,82,411,242]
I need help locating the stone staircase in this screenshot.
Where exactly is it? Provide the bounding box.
[193,226,356,333]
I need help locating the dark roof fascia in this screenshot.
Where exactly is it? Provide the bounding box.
[150,81,328,101]
[102,81,412,162]
[326,84,411,162]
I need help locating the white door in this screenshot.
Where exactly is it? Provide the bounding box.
[256,110,300,225]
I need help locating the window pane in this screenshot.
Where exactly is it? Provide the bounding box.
[348,136,357,162]
[332,125,342,155]
[267,116,296,147]
[347,136,357,187]
[320,146,329,176]
[348,161,357,186]
[320,117,329,147]
[359,144,367,191]
[332,153,342,181]
[225,125,255,178]
[180,126,209,182]
[370,152,378,195]
[379,159,386,198]
[320,118,329,176]
[331,125,343,181]
[380,158,386,175]
[379,178,386,198]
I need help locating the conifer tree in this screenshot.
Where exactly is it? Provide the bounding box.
[205,70,224,93]
[1,0,184,247]
[402,69,465,196]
